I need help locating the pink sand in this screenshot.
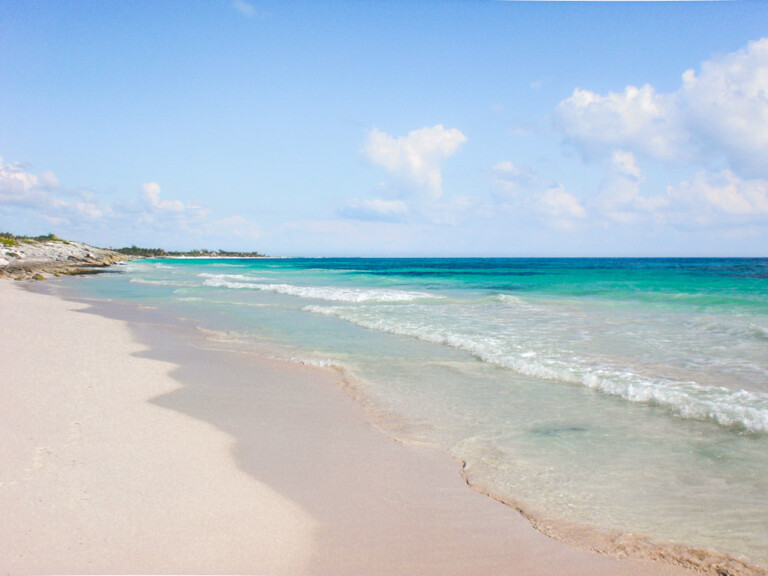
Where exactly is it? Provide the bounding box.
[0,281,695,575]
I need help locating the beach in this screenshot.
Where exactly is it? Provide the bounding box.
[0,278,703,574]
[4,1,767,572]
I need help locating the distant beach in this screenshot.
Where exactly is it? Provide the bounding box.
[0,269,708,575]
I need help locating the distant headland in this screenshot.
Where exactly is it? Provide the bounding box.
[114,245,267,259]
[0,232,267,280]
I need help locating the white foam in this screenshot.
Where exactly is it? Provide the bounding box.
[496,294,524,304]
[687,316,768,342]
[302,304,768,433]
[129,278,196,287]
[198,272,267,281]
[201,274,439,303]
[289,357,343,369]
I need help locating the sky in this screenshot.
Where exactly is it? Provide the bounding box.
[1,0,768,256]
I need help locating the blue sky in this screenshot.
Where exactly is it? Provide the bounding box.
[2,0,768,256]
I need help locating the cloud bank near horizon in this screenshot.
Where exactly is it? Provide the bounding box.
[0,159,260,248]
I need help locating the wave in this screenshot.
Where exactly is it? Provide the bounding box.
[289,357,344,369]
[686,316,768,342]
[494,293,548,313]
[303,304,768,433]
[129,278,196,287]
[496,294,524,305]
[199,272,267,282]
[200,273,439,303]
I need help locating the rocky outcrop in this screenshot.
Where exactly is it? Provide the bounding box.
[0,239,132,280]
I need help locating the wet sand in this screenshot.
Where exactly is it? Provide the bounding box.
[0,280,697,575]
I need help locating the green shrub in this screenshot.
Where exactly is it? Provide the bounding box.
[29,233,66,243]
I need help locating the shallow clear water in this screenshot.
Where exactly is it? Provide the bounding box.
[70,258,768,567]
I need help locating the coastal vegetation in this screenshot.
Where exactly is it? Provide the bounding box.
[1,233,266,258]
[0,232,68,246]
[115,245,266,258]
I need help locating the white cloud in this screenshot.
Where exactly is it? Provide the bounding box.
[597,150,643,210]
[488,160,589,226]
[551,37,768,233]
[539,185,587,219]
[0,157,54,207]
[141,182,186,214]
[589,166,768,229]
[494,161,518,173]
[681,38,768,177]
[555,37,768,177]
[556,84,685,161]
[0,155,256,246]
[668,170,768,218]
[592,151,671,222]
[364,125,466,198]
[610,149,641,180]
[0,157,103,220]
[38,170,59,189]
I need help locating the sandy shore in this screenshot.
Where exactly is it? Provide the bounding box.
[0,280,698,575]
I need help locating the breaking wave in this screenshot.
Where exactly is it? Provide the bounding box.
[200,273,440,303]
[303,303,768,433]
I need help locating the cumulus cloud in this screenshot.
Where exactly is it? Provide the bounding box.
[681,38,768,177]
[556,37,768,178]
[488,158,588,226]
[610,149,641,180]
[556,85,685,161]
[597,151,642,209]
[551,37,768,234]
[539,185,587,219]
[592,150,671,222]
[0,157,54,207]
[364,125,466,198]
[141,182,189,214]
[0,155,256,245]
[0,157,103,220]
[668,170,768,218]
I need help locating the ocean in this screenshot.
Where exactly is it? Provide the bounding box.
[64,257,768,570]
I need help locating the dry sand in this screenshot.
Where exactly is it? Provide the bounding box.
[0,280,697,575]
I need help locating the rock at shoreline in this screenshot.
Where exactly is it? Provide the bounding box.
[0,239,132,280]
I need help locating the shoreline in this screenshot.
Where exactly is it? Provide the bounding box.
[463,477,764,576]
[307,321,765,576]
[0,278,716,574]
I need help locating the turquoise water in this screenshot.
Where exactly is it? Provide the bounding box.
[69,258,768,569]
